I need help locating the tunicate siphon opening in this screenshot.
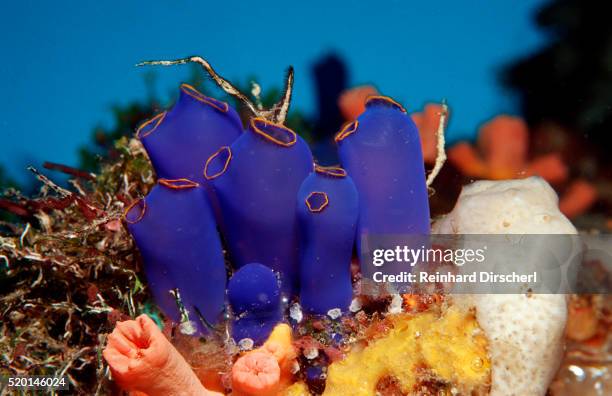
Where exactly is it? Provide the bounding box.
[365,95,407,113]
[158,178,199,189]
[204,146,232,180]
[124,199,146,224]
[315,165,347,178]
[180,83,229,113]
[250,118,297,147]
[334,120,359,143]
[136,112,166,138]
[305,191,329,213]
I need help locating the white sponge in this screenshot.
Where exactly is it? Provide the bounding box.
[432,177,576,235]
[433,177,575,396]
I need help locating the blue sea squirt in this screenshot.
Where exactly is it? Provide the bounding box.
[297,165,358,315]
[205,118,314,296]
[124,178,227,334]
[227,262,283,346]
[336,96,431,255]
[137,83,243,185]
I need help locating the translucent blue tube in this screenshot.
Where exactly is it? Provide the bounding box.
[336,96,430,252]
[137,84,243,185]
[227,263,282,346]
[124,178,227,334]
[204,118,314,295]
[297,166,358,315]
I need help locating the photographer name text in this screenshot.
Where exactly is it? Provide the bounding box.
[371,271,538,284]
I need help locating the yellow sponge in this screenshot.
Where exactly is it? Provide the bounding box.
[323,305,490,395]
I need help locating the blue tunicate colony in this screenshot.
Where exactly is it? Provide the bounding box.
[126,84,430,345]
